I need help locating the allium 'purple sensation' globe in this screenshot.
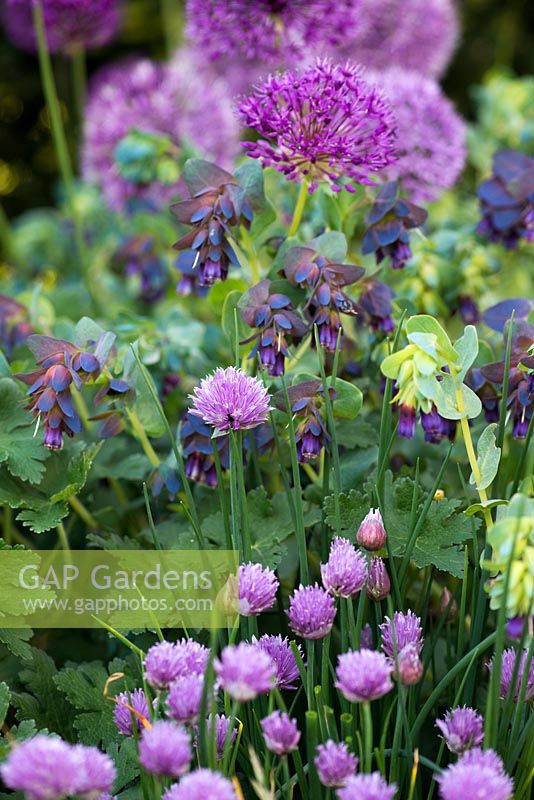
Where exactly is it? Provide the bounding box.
[380,609,424,658]
[138,721,191,778]
[335,649,394,702]
[436,706,485,754]
[314,740,358,787]
[356,508,387,551]
[2,0,121,55]
[321,537,368,598]
[437,748,513,800]
[488,648,534,702]
[338,771,397,800]
[113,688,150,736]
[0,735,79,800]
[214,642,275,701]
[82,50,239,211]
[287,584,337,640]
[189,367,272,433]
[186,0,359,66]
[253,634,302,690]
[72,745,116,800]
[163,769,236,800]
[167,673,205,724]
[261,711,301,755]
[238,562,279,616]
[333,0,459,79]
[369,68,466,203]
[238,59,397,193]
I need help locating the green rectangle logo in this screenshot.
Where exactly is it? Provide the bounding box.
[0,550,238,629]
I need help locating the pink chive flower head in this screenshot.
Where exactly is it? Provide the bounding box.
[2,0,121,55]
[315,740,358,787]
[189,367,272,433]
[333,0,459,79]
[338,771,397,800]
[238,59,397,193]
[113,688,150,736]
[0,735,79,800]
[144,639,208,689]
[214,642,275,701]
[193,714,237,760]
[437,748,513,800]
[163,769,237,800]
[436,706,485,754]
[369,68,467,203]
[321,537,368,598]
[186,1,360,67]
[395,643,424,686]
[167,673,205,724]
[335,649,394,702]
[366,556,391,601]
[71,745,116,800]
[253,634,302,690]
[488,648,534,702]
[287,584,337,640]
[261,711,301,755]
[238,562,279,616]
[139,721,191,778]
[380,609,424,658]
[356,508,388,551]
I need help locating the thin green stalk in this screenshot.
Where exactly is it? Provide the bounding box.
[281,377,309,583]
[234,430,252,561]
[288,181,308,236]
[305,712,321,799]
[71,47,86,131]
[211,440,232,549]
[228,431,241,556]
[56,522,70,553]
[321,632,331,705]
[306,639,316,710]
[362,701,373,773]
[143,483,162,550]
[68,494,98,529]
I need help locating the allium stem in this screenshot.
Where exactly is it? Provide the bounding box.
[288,181,309,237]
[71,47,87,132]
[32,0,88,283]
[362,701,373,772]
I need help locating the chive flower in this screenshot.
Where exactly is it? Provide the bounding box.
[189,367,272,434]
[335,649,394,702]
[138,721,192,778]
[287,584,337,640]
[437,748,513,800]
[238,562,279,616]
[314,740,358,788]
[261,711,301,755]
[253,634,302,690]
[321,537,368,598]
[214,642,275,701]
[435,706,485,754]
[163,769,237,800]
[113,688,150,736]
[337,771,397,800]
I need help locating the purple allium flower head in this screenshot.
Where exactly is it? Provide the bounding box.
[488,647,534,702]
[335,649,394,702]
[167,673,205,724]
[238,59,397,193]
[436,706,485,754]
[139,721,191,778]
[333,0,459,79]
[238,562,279,616]
[82,50,239,212]
[321,537,368,598]
[337,771,397,800]
[380,609,424,658]
[368,69,467,204]
[2,0,121,55]
[437,748,513,800]
[195,714,237,760]
[0,735,79,800]
[253,634,302,690]
[366,556,391,601]
[181,411,230,489]
[261,711,301,755]
[189,367,272,433]
[287,584,337,640]
[314,740,358,787]
[476,150,534,249]
[395,643,424,686]
[214,642,275,701]
[238,279,308,376]
[113,688,150,736]
[71,746,116,800]
[356,508,387,551]
[145,641,182,689]
[162,769,236,800]
[186,1,359,67]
